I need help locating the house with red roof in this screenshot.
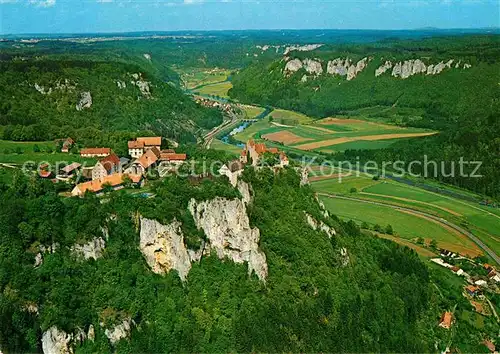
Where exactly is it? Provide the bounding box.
[61,138,74,153]
[71,173,143,197]
[80,147,111,158]
[126,147,161,175]
[241,139,289,167]
[128,137,162,158]
[92,153,121,180]
[439,312,453,329]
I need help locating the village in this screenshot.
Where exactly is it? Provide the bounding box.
[432,249,500,352]
[37,136,289,197]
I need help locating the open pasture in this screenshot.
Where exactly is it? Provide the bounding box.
[294,131,437,151]
[179,68,231,89]
[320,196,483,257]
[194,81,233,98]
[269,109,314,125]
[261,130,312,145]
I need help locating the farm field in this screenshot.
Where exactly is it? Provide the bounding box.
[178,68,231,89]
[312,175,500,257]
[241,105,265,119]
[320,196,482,257]
[243,109,436,153]
[210,138,242,154]
[193,81,233,98]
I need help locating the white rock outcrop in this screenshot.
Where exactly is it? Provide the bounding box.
[302,59,323,76]
[104,318,134,345]
[383,59,461,79]
[188,197,268,281]
[76,92,92,111]
[143,53,151,61]
[71,237,106,261]
[284,44,323,55]
[326,57,370,80]
[237,180,252,205]
[305,212,336,238]
[284,58,303,74]
[375,61,393,77]
[42,327,73,354]
[34,243,59,267]
[339,247,350,267]
[116,80,126,89]
[130,73,152,99]
[139,218,191,281]
[35,83,52,95]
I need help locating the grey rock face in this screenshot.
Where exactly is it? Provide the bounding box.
[71,237,106,261]
[139,218,192,281]
[188,197,268,281]
[76,92,92,111]
[302,59,323,76]
[42,327,73,354]
[284,58,303,74]
[304,212,336,238]
[375,61,393,77]
[104,318,134,345]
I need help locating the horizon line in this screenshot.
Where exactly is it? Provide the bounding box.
[2,27,499,37]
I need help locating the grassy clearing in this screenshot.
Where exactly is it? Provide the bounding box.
[210,139,242,155]
[311,175,379,194]
[320,196,481,256]
[269,109,314,125]
[241,105,265,119]
[194,81,233,98]
[320,139,406,152]
[375,233,437,257]
[178,68,231,89]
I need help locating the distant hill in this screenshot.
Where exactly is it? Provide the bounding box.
[0,58,223,147]
[229,35,500,198]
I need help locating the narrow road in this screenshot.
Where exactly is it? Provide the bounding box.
[202,110,238,149]
[318,193,500,265]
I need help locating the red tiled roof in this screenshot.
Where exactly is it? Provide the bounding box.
[137,137,161,147]
[39,170,52,178]
[439,312,452,329]
[61,162,82,174]
[80,148,111,156]
[149,146,161,158]
[73,173,142,195]
[99,154,120,173]
[128,140,144,149]
[136,149,158,169]
[161,149,175,154]
[240,149,247,157]
[267,147,279,154]
[466,285,479,293]
[483,340,496,352]
[161,153,187,161]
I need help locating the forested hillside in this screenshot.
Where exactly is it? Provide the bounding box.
[229,36,500,198]
[0,59,223,146]
[0,168,467,353]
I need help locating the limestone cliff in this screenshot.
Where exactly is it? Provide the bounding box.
[71,237,106,261]
[188,197,268,281]
[75,92,92,111]
[375,58,469,79]
[305,212,336,238]
[139,218,191,281]
[104,318,134,345]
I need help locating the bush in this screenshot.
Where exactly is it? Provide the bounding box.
[373,224,382,232]
[349,187,357,193]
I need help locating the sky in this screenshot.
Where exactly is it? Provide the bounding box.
[0,0,498,34]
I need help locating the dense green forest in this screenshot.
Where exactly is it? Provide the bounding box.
[0,59,223,146]
[229,35,500,198]
[2,168,493,353]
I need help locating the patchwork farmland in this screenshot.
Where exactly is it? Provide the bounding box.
[232,108,437,154]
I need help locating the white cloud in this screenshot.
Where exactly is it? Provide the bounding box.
[29,0,56,7]
[184,0,204,4]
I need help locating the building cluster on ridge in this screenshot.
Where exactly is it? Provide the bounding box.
[219,139,289,187]
[39,136,187,197]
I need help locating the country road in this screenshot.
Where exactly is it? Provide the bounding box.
[202,110,238,149]
[318,193,500,265]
